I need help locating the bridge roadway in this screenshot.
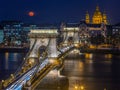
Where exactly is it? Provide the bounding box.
[1,45,75,90]
[29,45,76,90]
[0,39,38,89]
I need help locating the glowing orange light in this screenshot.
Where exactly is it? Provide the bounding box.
[28,11,35,17]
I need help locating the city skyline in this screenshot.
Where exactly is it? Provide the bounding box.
[0,0,120,89]
[0,0,120,24]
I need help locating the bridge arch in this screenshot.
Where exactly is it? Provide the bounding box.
[38,45,47,54]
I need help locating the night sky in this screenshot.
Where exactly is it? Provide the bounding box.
[0,0,120,24]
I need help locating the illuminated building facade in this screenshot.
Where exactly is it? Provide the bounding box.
[1,21,29,45]
[0,25,4,43]
[112,23,120,35]
[85,6,108,24]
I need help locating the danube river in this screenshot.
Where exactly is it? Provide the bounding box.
[0,52,120,90]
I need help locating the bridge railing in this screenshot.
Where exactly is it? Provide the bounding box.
[1,56,49,90]
[59,45,74,53]
[30,63,56,90]
[0,59,38,90]
[13,39,37,78]
[57,45,78,60]
[3,64,37,90]
[0,39,38,89]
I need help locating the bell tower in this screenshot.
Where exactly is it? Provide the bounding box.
[85,11,90,24]
[103,11,108,24]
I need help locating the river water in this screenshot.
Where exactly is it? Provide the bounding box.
[61,53,120,90]
[0,52,120,90]
[0,52,26,80]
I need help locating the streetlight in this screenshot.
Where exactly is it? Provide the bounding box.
[74,85,78,90]
[74,84,85,90]
[80,85,84,90]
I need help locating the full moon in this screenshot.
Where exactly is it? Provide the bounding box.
[28,11,35,17]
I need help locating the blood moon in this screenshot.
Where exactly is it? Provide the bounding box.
[28,11,35,17]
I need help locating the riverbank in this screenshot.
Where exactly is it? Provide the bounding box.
[80,48,120,55]
[0,47,29,52]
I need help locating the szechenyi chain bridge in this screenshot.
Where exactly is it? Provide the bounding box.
[0,23,91,90]
[0,22,119,90]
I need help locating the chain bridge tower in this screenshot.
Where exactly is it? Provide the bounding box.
[60,23,80,46]
[28,29,58,59]
[60,22,90,46]
[79,22,90,44]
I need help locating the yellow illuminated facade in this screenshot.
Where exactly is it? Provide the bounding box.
[102,12,107,24]
[85,11,90,24]
[85,6,108,24]
[92,6,103,24]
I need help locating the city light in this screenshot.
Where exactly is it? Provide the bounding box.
[80,85,85,90]
[74,84,85,90]
[105,54,112,59]
[0,2,120,90]
[31,29,58,34]
[74,85,78,89]
[85,53,93,59]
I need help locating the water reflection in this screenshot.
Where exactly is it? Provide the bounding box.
[61,53,120,90]
[5,52,9,69]
[111,55,120,78]
[105,54,112,59]
[13,53,18,61]
[85,53,93,59]
[0,52,25,80]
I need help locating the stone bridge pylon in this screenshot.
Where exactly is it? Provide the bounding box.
[60,22,90,47]
[28,29,58,59]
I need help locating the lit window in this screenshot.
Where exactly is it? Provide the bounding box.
[113,32,115,34]
[113,29,115,31]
